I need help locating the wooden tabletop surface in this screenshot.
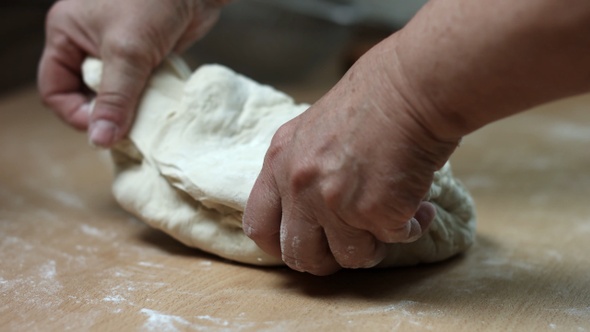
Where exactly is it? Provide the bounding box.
[1,74,590,331]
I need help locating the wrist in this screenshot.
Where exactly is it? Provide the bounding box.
[348,34,460,170]
[385,33,472,144]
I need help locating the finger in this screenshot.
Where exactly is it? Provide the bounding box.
[243,166,283,258]
[38,39,91,130]
[173,9,221,53]
[279,207,340,276]
[375,201,436,243]
[404,201,436,242]
[88,50,152,147]
[323,216,387,269]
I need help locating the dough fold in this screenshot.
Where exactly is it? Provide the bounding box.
[82,57,477,267]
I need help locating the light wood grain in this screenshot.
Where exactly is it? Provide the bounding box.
[1,81,589,331]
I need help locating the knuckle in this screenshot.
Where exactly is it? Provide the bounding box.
[94,92,133,123]
[288,161,317,195]
[319,176,347,211]
[45,1,67,27]
[264,124,292,162]
[351,184,416,221]
[268,124,322,196]
[347,196,412,238]
[106,38,147,61]
[353,197,387,221]
[271,123,292,144]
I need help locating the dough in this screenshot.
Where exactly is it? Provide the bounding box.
[82,56,477,267]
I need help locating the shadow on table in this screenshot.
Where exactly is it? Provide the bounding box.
[271,234,589,312]
[135,223,589,315]
[136,224,223,261]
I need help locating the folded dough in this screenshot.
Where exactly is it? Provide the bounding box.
[82,56,476,267]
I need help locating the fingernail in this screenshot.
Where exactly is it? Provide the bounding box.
[402,218,423,243]
[89,120,118,148]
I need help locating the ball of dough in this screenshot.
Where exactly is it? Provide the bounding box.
[82,57,476,267]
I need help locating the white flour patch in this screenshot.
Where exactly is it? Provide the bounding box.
[80,224,104,237]
[57,191,84,209]
[1,236,34,251]
[138,261,165,268]
[35,209,60,222]
[80,224,117,241]
[40,260,57,280]
[340,300,443,331]
[342,300,443,318]
[139,309,259,331]
[141,308,191,332]
[21,177,84,209]
[549,123,590,142]
[543,249,563,262]
[34,260,63,303]
[575,221,590,234]
[74,245,99,254]
[0,276,13,291]
[2,260,65,310]
[563,307,590,318]
[196,315,230,327]
[193,314,257,331]
[49,163,66,179]
[103,294,127,304]
[546,307,590,318]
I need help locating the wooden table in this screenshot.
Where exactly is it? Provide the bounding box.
[1,78,590,331]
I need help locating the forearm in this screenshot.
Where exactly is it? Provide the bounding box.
[380,0,590,141]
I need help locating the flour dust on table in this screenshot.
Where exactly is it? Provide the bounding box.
[82,56,477,267]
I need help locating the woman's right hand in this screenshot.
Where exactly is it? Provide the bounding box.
[38,0,229,147]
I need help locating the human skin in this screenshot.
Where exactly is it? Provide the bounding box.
[39,0,590,275]
[38,0,229,147]
[243,0,590,275]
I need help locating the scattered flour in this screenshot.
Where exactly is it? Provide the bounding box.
[138,261,165,268]
[549,123,590,142]
[140,308,191,332]
[80,224,105,237]
[52,190,86,209]
[103,295,127,304]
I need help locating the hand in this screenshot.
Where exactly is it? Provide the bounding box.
[38,0,228,147]
[243,36,459,276]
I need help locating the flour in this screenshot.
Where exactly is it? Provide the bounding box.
[563,307,590,318]
[549,122,590,142]
[138,261,165,268]
[51,190,86,209]
[82,56,477,268]
[40,260,57,280]
[140,308,191,332]
[80,224,106,237]
[103,294,126,304]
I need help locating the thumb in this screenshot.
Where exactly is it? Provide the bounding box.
[89,55,152,148]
